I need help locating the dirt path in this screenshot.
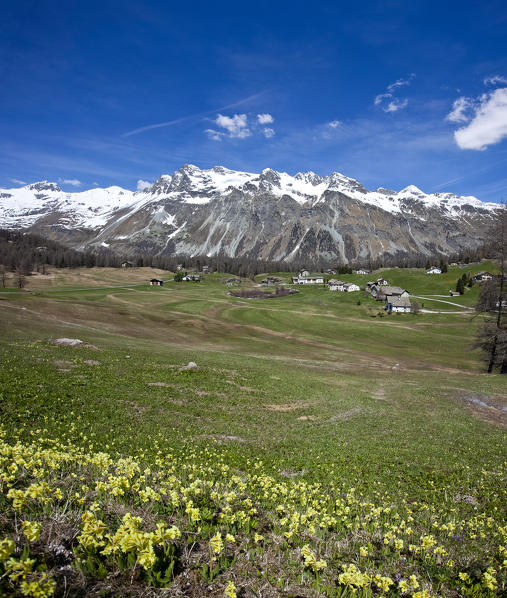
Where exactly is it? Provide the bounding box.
[412,295,474,310]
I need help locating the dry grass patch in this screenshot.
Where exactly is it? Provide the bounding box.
[264,402,312,412]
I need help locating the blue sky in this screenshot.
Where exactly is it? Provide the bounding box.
[1,0,507,202]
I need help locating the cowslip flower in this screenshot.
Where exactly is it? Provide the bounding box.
[210,532,224,555]
[22,521,42,543]
[0,538,15,561]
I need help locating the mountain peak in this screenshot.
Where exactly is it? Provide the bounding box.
[400,185,424,195]
[28,181,61,193]
[0,164,499,264]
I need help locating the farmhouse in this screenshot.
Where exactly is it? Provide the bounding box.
[473,271,493,282]
[374,285,409,301]
[182,274,201,282]
[376,277,389,286]
[202,265,210,273]
[121,261,133,268]
[328,280,360,292]
[326,268,337,275]
[354,268,370,275]
[328,279,345,291]
[149,278,163,286]
[292,275,324,284]
[298,269,310,277]
[386,296,412,312]
[261,276,282,286]
[426,267,442,274]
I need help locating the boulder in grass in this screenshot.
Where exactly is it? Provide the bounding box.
[49,338,84,347]
[179,361,199,371]
[48,338,99,350]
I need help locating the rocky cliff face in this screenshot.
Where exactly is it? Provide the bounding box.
[0,165,499,262]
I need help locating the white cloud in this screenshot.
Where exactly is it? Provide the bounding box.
[215,113,251,138]
[257,113,274,124]
[374,93,392,106]
[136,179,153,191]
[452,87,507,150]
[204,129,224,141]
[484,75,507,86]
[384,98,408,113]
[327,120,342,128]
[58,178,82,187]
[263,127,275,138]
[375,75,414,112]
[387,74,415,92]
[446,97,474,123]
[10,178,26,185]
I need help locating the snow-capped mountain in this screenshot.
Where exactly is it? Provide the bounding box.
[0,165,500,262]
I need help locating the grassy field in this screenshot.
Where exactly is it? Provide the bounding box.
[0,264,505,597]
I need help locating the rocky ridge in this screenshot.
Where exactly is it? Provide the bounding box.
[0,165,499,262]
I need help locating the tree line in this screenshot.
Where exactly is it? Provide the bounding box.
[0,227,488,285]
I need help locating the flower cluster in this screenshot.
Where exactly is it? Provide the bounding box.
[0,426,505,597]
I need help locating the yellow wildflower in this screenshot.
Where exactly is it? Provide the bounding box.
[0,538,15,561]
[224,580,237,598]
[22,521,42,543]
[210,532,224,554]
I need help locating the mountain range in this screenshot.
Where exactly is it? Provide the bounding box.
[0,164,500,263]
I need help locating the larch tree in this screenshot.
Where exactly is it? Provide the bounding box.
[475,203,506,373]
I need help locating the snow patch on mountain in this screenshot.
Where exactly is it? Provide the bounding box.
[0,165,498,234]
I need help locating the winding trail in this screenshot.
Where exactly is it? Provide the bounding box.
[412,295,474,311]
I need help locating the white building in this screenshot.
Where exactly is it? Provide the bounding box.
[426,267,442,274]
[292,275,324,285]
[328,280,360,292]
[328,279,345,291]
[387,296,412,312]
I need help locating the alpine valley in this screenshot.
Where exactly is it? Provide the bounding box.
[0,164,500,263]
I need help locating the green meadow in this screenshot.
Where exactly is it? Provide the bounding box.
[0,264,505,597]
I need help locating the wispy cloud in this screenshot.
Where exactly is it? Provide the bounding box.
[9,178,26,185]
[204,129,224,141]
[58,177,82,186]
[446,97,474,123]
[122,92,267,137]
[387,74,415,92]
[327,120,341,128]
[432,156,507,191]
[384,99,408,113]
[449,88,507,150]
[262,127,275,138]
[136,179,153,191]
[374,74,415,113]
[484,75,507,86]
[257,113,274,124]
[374,93,392,106]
